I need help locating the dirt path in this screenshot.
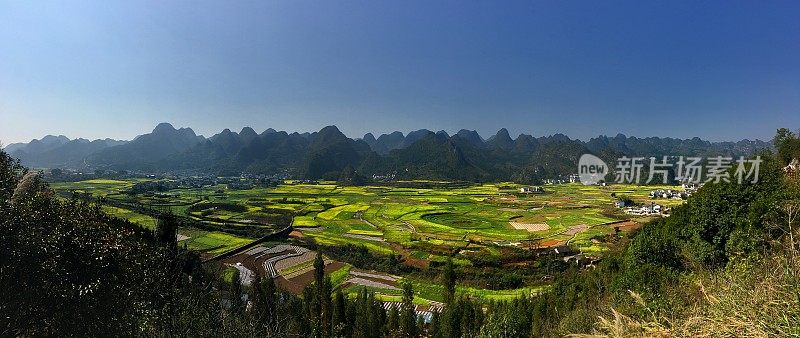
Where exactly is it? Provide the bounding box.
[565,224,589,245]
[343,233,385,242]
[342,277,399,291]
[529,223,590,248]
[357,214,378,229]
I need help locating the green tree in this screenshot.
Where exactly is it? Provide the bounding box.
[442,258,456,305]
[430,310,441,338]
[400,282,418,338]
[263,275,277,325]
[155,212,179,250]
[773,128,796,148]
[310,252,332,338]
[332,289,347,337]
[229,269,243,314]
[314,252,325,288]
[320,276,333,337]
[251,273,265,318]
[477,306,528,338]
[774,128,800,164]
[387,306,399,334]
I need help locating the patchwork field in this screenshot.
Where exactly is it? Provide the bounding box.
[53,179,682,299]
[53,180,678,258]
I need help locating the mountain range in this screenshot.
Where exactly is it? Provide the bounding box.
[3,123,773,183]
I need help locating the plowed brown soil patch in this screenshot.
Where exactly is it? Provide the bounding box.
[281,261,346,294]
[613,220,640,231]
[402,256,430,269]
[536,239,563,248]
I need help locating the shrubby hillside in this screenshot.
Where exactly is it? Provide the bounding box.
[519,132,800,337]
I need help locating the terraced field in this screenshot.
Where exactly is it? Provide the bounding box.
[54,179,678,258]
[274,181,675,261]
[53,179,682,300]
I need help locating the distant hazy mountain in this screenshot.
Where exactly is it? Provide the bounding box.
[239,127,258,144]
[387,133,486,180]
[303,126,372,179]
[369,131,405,155]
[6,123,774,182]
[486,128,515,151]
[4,135,70,155]
[584,134,771,158]
[455,129,485,148]
[88,123,204,170]
[4,135,127,168]
[401,129,434,148]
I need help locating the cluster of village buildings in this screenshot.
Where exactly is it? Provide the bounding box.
[519,186,544,194]
[542,174,581,185]
[648,188,687,200]
[619,202,668,216]
[126,174,288,194]
[617,184,702,216]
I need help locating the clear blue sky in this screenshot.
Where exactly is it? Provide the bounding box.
[1,0,798,144]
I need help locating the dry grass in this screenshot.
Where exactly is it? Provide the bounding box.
[568,291,671,338]
[574,242,800,338]
[11,172,41,204]
[675,250,800,338]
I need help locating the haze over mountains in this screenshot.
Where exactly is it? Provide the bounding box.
[4,123,772,183]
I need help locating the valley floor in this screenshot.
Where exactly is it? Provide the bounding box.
[52,179,682,302]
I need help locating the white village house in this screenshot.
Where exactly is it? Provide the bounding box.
[520,186,544,194]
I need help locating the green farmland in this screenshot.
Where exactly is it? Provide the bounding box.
[53,179,678,260]
[50,178,684,303]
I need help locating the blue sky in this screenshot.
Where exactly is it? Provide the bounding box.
[1,0,799,144]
